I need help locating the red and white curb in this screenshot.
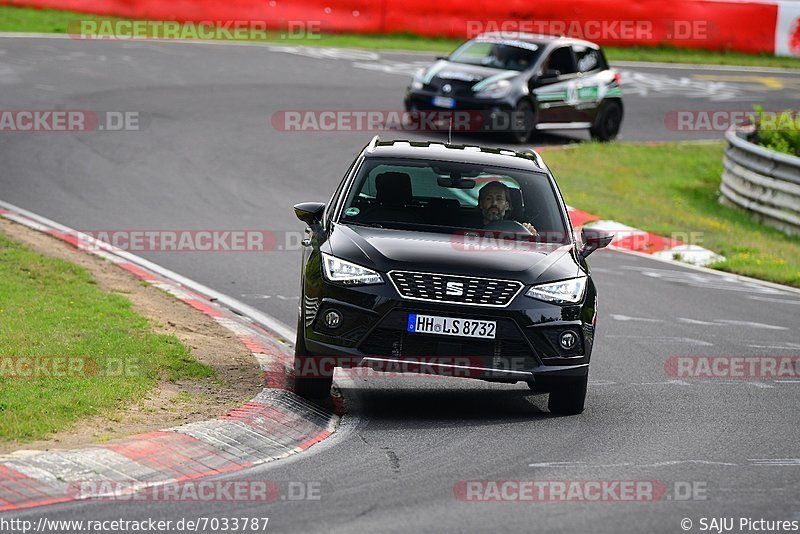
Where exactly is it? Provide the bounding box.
[566,206,725,267]
[0,200,340,513]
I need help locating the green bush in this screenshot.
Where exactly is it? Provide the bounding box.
[751,106,800,157]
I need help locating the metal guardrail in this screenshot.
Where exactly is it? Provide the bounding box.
[721,127,800,236]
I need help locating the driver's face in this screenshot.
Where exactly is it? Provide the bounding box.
[480,186,510,223]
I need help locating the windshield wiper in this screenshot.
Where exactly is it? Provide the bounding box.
[343,221,384,229]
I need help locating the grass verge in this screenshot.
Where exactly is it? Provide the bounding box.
[0,231,215,442]
[540,141,800,287]
[1,5,799,69]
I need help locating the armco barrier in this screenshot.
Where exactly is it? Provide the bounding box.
[720,127,800,236]
[1,0,796,56]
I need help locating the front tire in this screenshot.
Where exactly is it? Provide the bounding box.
[547,375,588,415]
[293,316,333,400]
[507,99,536,144]
[589,101,622,142]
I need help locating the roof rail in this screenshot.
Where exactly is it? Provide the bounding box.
[366,134,380,153]
[520,148,545,168]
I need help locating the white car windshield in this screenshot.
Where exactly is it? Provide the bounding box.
[339,158,569,243]
[448,40,541,71]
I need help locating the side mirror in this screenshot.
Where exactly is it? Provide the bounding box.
[293,202,325,226]
[532,69,561,87]
[435,55,449,61]
[579,227,614,258]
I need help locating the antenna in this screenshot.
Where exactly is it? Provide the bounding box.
[448,117,453,144]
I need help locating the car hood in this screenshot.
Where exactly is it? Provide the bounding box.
[423,60,521,89]
[327,224,583,285]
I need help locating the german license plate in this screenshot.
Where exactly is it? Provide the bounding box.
[432,96,455,109]
[407,313,496,339]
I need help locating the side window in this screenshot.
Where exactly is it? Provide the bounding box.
[545,47,577,76]
[574,46,604,73]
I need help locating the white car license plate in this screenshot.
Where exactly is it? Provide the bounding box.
[432,96,455,109]
[407,313,496,340]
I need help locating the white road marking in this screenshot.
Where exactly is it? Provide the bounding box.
[268,45,380,61]
[679,317,790,330]
[617,70,746,101]
[588,379,617,385]
[746,343,800,350]
[748,295,800,305]
[610,314,663,323]
[604,335,713,346]
[352,60,429,77]
[678,317,720,326]
[715,320,789,331]
[240,294,299,300]
[529,460,738,468]
[530,457,800,469]
[746,382,775,389]
[586,380,793,387]
[748,459,800,466]
[633,380,692,386]
[621,266,786,295]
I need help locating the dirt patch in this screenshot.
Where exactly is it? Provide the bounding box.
[0,217,265,454]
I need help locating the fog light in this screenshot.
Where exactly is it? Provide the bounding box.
[324,309,342,329]
[559,331,577,350]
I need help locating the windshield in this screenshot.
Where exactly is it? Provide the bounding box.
[448,39,541,72]
[338,158,569,243]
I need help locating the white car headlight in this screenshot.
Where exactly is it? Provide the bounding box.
[526,277,587,304]
[322,253,383,285]
[410,68,425,90]
[474,79,512,98]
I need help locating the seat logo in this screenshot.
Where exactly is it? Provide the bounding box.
[446,281,464,296]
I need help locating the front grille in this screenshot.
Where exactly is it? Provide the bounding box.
[429,79,476,97]
[303,296,320,327]
[389,271,522,307]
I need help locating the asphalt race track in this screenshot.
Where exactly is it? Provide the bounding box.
[2,37,800,533]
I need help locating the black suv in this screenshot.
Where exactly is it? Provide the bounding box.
[404,32,623,143]
[293,137,612,414]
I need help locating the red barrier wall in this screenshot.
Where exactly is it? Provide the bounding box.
[0,0,780,54]
[383,0,778,54]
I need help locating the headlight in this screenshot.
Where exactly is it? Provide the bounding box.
[322,253,383,285]
[526,277,587,304]
[410,68,425,90]
[474,79,512,98]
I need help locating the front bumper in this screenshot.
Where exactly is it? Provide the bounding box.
[403,89,523,134]
[404,88,515,112]
[302,278,596,385]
